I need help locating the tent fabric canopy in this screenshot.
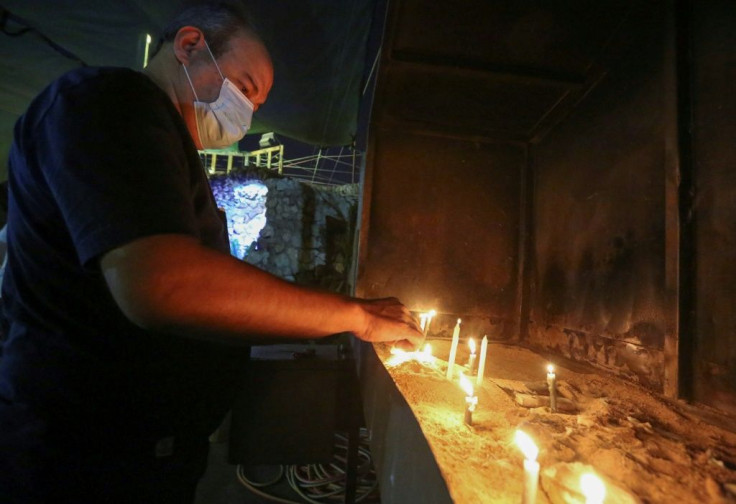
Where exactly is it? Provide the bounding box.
[0,0,377,178]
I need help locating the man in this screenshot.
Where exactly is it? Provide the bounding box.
[0,3,423,503]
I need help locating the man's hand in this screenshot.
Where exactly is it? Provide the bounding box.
[354,297,425,351]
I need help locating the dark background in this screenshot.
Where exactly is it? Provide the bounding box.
[0,0,383,180]
[356,0,736,417]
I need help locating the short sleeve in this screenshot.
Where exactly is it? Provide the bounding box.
[35,70,199,266]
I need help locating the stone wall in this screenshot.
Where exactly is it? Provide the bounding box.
[210,170,358,294]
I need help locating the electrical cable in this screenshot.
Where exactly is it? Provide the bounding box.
[236,465,302,504]
[239,464,285,487]
[0,9,29,36]
[236,430,379,504]
[0,7,87,66]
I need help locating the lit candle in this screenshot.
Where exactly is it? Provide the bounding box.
[476,335,488,387]
[419,309,436,335]
[547,364,557,412]
[580,472,606,504]
[386,343,435,367]
[424,309,436,335]
[459,372,477,426]
[386,347,412,367]
[515,430,539,504]
[467,338,477,375]
[446,318,461,379]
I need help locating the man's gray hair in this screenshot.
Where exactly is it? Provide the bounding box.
[152,1,262,58]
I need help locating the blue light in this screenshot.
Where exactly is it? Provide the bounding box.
[210,178,268,259]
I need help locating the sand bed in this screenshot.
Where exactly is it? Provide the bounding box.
[375,341,736,503]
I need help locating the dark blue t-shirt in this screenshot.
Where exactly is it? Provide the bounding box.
[0,67,248,447]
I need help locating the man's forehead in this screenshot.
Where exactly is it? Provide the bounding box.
[225,36,272,71]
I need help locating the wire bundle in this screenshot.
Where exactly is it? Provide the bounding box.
[236,430,379,504]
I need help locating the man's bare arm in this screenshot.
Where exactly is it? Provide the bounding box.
[100,234,423,349]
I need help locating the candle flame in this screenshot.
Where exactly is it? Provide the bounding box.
[386,345,434,367]
[387,347,408,365]
[468,338,476,354]
[580,473,606,504]
[514,430,539,461]
[547,363,555,374]
[459,372,474,397]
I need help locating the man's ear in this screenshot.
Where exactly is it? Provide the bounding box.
[172,26,204,65]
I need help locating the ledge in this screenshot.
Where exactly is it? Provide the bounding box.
[354,338,736,503]
[354,339,453,504]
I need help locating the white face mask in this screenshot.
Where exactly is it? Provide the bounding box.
[181,40,254,149]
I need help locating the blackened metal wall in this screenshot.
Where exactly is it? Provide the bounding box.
[357,0,736,416]
[527,2,671,391]
[356,0,633,339]
[357,130,524,339]
[691,1,736,415]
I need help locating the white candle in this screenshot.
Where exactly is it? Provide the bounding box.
[476,335,488,387]
[459,373,477,426]
[580,472,606,504]
[421,342,433,361]
[424,309,436,336]
[446,318,461,379]
[515,430,539,504]
[467,338,477,375]
[523,459,540,504]
[547,364,557,412]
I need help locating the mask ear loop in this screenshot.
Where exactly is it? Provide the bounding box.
[203,40,225,81]
[180,37,220,102]
[181,64,200,102]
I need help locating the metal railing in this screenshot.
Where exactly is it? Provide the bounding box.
[200,143,362,185]
[200,145,284,175]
